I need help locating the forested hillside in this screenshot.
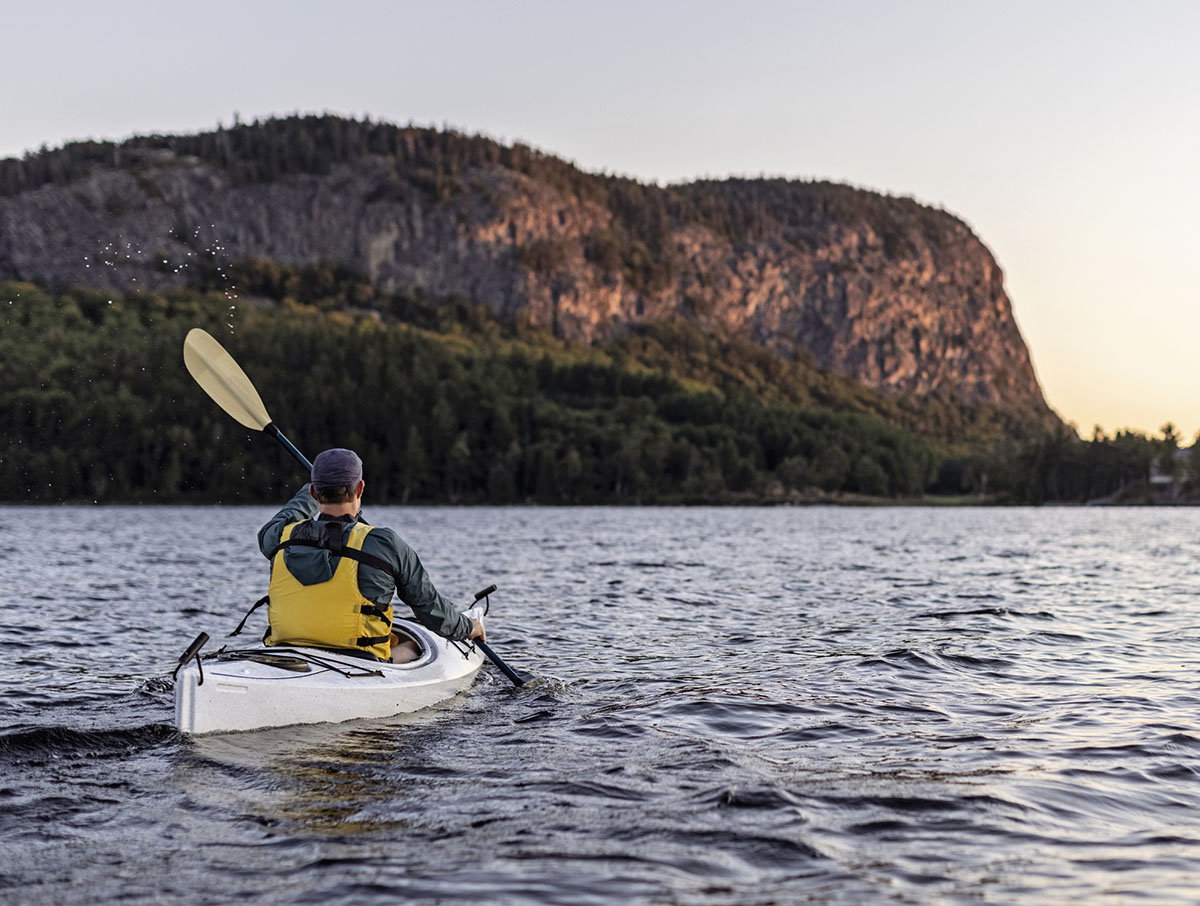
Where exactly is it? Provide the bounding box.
[0,282,939,503]
[0,278,1168,505]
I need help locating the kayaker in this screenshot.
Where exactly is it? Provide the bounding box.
[257,447,485,663]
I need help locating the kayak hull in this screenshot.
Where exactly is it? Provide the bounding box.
[175,611,485,735]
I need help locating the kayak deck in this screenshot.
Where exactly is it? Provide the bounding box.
[175,610,485,735]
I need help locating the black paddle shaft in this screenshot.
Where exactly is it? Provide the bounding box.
[475,640,528,687]
[468,585,527,685]
[263,422,313,472]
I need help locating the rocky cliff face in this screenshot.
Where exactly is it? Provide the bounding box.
[0,128,1054,423]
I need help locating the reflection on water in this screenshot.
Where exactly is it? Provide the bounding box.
[3,505,1200,904]
[178,707,471,837]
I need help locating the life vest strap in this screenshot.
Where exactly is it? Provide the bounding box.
[230,594,270,637]
[270,538,399,583]
[357,633,393,647]
[359,602,392,624]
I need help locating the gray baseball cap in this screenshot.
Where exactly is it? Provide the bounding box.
[311,448,363,488]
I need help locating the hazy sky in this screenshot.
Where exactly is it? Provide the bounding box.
[6,0,1198,437]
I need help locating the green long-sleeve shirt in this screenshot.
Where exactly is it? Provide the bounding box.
[257,484,472,642]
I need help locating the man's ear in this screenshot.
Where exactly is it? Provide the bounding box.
[356,480,366,499]
[309,484,319,500]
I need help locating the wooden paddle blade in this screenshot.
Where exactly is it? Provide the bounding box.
[182,328,272,430]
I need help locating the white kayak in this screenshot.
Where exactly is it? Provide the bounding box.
[175,607,486,735]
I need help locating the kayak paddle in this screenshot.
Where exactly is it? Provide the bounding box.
[183,328,313,471]
[471,585,530,686]
[182,327,530,686]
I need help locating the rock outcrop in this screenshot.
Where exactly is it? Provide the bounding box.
[0,120,1055,424]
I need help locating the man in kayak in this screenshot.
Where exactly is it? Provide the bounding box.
[257,447,485,663]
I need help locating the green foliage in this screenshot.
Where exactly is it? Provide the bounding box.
[1,278,953,504]
[1,259,1155,506]
[922,423,1170,505]
[985,427,1159,504]
[192,257,376,308]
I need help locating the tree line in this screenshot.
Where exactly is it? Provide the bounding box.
[0,277,1179,506]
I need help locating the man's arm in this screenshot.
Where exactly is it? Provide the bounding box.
[257,483,318,559]
[371,529,473,641]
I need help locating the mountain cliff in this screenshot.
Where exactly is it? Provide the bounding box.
[0,116,1056,426]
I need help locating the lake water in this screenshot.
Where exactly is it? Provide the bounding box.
[2,505,1200,904]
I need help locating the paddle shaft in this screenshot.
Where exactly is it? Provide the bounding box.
[263,422,313,472]
[475,639,527,686]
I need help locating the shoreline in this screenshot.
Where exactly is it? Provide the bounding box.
[2,494,1196,508]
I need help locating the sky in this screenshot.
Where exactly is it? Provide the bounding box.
[5,0,1198,438]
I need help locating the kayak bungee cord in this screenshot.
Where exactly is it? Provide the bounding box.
[214,648,385,678]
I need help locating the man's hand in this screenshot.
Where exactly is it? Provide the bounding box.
[468,618,486,642]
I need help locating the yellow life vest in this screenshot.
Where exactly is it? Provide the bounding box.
[266,521,394,660]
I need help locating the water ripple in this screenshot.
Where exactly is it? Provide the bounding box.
[4,505,1200,904]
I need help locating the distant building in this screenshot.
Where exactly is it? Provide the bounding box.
[1149,447,1191,486]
